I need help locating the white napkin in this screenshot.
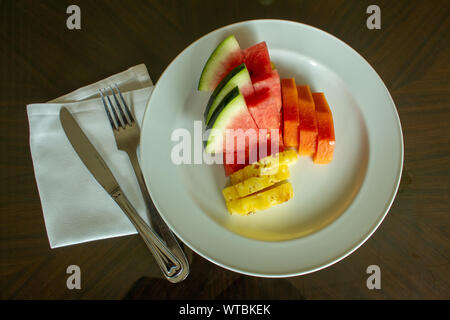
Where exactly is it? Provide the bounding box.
[27,64,155,248]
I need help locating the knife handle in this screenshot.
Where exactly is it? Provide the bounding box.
[111,187,184,282]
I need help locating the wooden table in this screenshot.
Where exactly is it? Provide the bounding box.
[1,0,449,299]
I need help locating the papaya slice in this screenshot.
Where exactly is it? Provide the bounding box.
[281,78,300,148]
[297,85,318,156]
[312,93,335,164]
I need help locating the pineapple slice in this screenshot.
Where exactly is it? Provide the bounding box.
[226,181,294,215]
[222,165,290,202]
[230,149,298,185]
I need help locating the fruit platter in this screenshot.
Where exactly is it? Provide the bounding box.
[197,35,337,215]
[140,20,403,277]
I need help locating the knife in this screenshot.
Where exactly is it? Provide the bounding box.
[59,106,185,282]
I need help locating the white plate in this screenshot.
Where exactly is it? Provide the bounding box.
[140,20,403,277]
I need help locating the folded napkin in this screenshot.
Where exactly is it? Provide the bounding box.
[28,64,155,249]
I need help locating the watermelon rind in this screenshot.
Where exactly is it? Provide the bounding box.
[204,63,253,125]
[205,86,249,154]
[198,35,242,91]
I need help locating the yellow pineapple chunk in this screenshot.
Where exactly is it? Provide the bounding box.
[222,165,290,202]
[226,181,294,215]
[230,149,298,185]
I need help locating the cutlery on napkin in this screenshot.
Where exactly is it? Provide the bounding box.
[27,64,192,278]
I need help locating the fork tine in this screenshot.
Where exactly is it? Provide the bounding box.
[115,84,135,123]
[109,86,130,126]
[100,89,117,130]
[103,88,124,129]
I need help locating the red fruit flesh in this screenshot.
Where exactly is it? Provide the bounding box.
[223,128,284,176]
[243,41,272,78]
[246,89,281,130]
[246,70,282,130]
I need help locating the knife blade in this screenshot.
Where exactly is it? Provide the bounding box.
[59,106,183,281]
[60,107,119,195]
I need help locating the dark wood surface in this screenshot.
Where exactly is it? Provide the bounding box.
[1,0,449,300]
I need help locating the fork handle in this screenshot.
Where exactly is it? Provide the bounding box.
[127,149,190,282]
[111,187,183,280]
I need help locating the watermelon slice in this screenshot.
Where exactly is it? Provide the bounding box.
[222,142,257,176]
[223,130,284,176]
[204,64,254,125]
[205,87,258,154]
[198,36,284,174]
[251,69,282,106]
[198,35,244,91]
[242,41,272,78]
[224,157,247,176]
[258,129,284,159]
[245,70,282,130]
[246,89,281,130]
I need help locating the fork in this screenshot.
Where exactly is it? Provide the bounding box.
[100,85,189,283]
